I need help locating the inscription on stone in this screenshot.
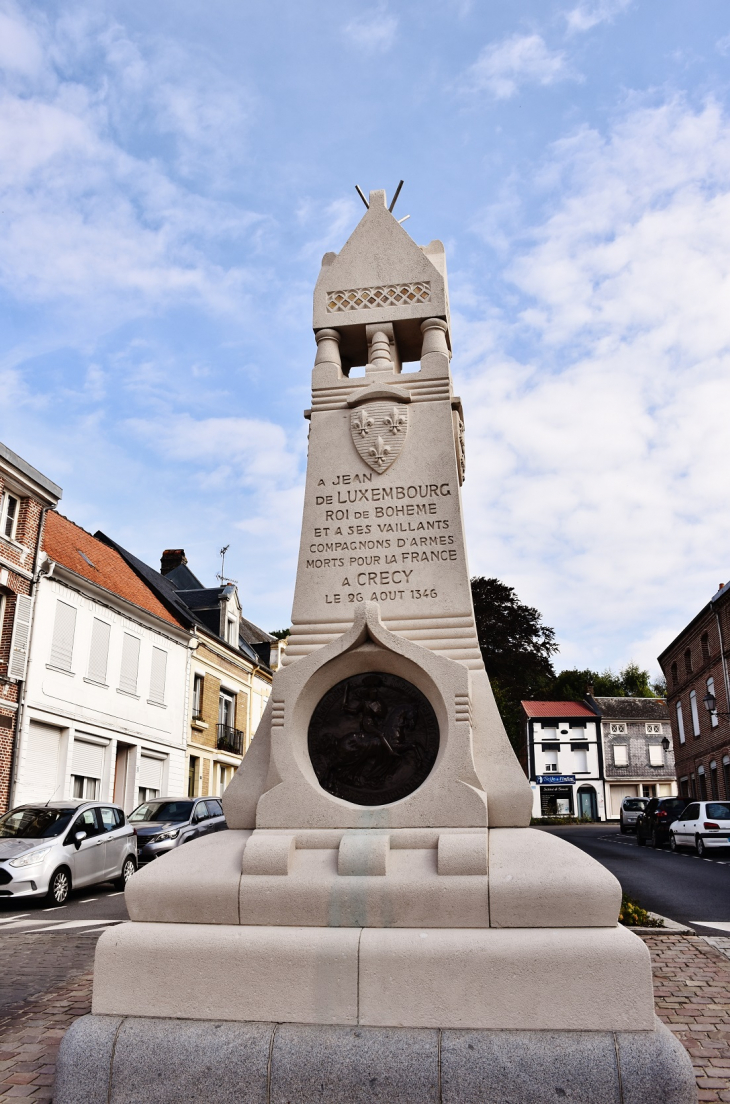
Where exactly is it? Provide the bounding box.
[308,672,439,805]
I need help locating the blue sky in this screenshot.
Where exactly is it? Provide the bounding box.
[2,0,730,675]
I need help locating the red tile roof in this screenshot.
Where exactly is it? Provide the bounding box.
[521,700,596,718]
[43,512,182,628]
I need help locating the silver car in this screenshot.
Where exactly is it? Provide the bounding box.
[0,801,137,906]
[619,796,648,833]
[129,797,227,863]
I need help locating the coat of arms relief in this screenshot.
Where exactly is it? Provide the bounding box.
[350,400,409,473]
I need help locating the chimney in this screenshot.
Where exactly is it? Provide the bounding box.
[161,549,187,576]
[719,583,726,592]
[586,683,595,698]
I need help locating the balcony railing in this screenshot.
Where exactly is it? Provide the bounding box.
[216,723,244,756]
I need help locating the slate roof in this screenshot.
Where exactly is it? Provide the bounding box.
[44,514,181,627]
[521,701,598,719]
[93,530,274,666]
[592,696,669,721]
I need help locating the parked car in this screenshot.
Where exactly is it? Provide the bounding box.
[636,796,691,848]
[619,796,648,834]
[129,797,227,864]
[0,801,137,906]
[669,801,730,856]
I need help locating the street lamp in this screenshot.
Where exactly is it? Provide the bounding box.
[702,691,730,717]
[661,736,670,752]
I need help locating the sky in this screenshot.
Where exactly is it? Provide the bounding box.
[2,0,730,677]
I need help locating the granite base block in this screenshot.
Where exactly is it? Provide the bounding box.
[54,1014,696,1104]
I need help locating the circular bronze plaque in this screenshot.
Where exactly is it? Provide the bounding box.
[307,672,439,806]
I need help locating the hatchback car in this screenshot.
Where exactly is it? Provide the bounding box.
[619,796,648,834]
[636,796,691,848]
[669,801,730,856]
[129,797,227,864]
[0,801,137,905]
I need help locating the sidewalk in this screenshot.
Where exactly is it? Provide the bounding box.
[0,933,729,1102]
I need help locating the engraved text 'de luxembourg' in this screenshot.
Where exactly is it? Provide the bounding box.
[350,401,409,473]
[308,672,439,806]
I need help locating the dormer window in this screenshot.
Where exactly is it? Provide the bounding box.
[1,493,19,540]
[226,617,238,645]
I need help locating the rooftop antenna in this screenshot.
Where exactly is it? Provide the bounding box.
[355,185,369,209]
[216,544,238,586]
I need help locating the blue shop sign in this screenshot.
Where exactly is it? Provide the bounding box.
[536,774,576,785]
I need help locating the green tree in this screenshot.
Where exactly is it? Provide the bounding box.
[548,663,660,700]
[471,577,558,755]
[270,628,290,640]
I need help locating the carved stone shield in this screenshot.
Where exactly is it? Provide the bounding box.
[350,401,409,473]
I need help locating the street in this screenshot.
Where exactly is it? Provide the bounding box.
[546,823,730,935]
[0,881,128,1016]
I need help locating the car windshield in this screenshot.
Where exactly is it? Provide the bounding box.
[706,803,730,820]
[624,800,647,811]
[0,807,76,839]
[129,801,194,823]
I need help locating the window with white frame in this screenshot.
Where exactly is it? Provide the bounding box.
[87,618,111,684]
[227,618,237,645]
[613,744,629,767]
[149,647,168,705]
[572,747,588,772]
[119,633,141,695]
[72,776,99,799]
[192,673,204,720]
[648,745,664,767]
[0,492,19,541]
[707,677,719,727]
[689,690,700,737]
[49,599,77,671]
[609,723,627,735]
[646,723,662,735]
[676,701,686,744]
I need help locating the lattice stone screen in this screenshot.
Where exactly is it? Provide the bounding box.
[326,282,431,313]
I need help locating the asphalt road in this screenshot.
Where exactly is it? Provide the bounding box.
[547,823,730,935]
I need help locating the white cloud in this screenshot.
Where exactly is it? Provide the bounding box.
[564,0,632,34]
[464,34,569,100]
[460,99,730,673]
[0,5,262,329]
[343,7,398,54]
[717,34,730,56]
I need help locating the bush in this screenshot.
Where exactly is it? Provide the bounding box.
[618,894,664,927]
[530,815,595,825]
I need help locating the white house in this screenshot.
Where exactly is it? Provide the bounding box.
[521,700,607,821]
[11,512,191,812]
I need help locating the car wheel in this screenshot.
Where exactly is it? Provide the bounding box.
[636,831,646,846]
[46,866,71,906]
[113,856,137,890]
[696,836,705,857]
[620,821,628,834]
[670,833,678,852]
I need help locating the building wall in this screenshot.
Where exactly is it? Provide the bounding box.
[0,488,48,813]
[186,637,272,799]
[527,718,606,821]
[659,593,730,802]
[601,717,676,817]
[14,573,189,812]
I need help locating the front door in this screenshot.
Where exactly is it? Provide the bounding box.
[70,808,106,886]
[578,788,598,821]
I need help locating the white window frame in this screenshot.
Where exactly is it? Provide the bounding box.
[689,690,700,737]
[707,677,719,727]
[609,723,627,735]
[676,701,686,744]
[648,745,664,767]
[613,744,629,767]
[0,491,20,541]
[645,723,662,735]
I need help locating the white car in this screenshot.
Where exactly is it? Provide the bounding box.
[669,800,730,856]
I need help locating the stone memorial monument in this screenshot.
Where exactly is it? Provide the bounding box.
[56,189,695,1104]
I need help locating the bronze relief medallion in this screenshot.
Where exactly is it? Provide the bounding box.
[307,672,439,806]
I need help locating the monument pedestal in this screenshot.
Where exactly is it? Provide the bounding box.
[55,190,695,1103]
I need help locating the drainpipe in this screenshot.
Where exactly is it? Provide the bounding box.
[8,506,51,808]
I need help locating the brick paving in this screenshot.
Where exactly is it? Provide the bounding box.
[0,931,729,1101]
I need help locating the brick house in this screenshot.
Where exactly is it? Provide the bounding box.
[95,541,274,799]
[658,582,730,801]
[593,696,677,818]
[0,442,62,813]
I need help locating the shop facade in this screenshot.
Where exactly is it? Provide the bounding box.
[522,700,606,821]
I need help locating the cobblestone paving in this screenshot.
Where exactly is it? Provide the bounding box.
[0,931,729,1101]
[644,933,730,1102]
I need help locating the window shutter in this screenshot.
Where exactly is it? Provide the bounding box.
[50,600,76,671]
[139,753,164,789]
[676,702,685,743]
[26,721,62,801]
[648,745,663,766]
[613,744,628,766]
[71,738,105,779]
[149,647,167,704]
[87,619,111,683]
[119,633,140,694]
[8,594,33,681]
